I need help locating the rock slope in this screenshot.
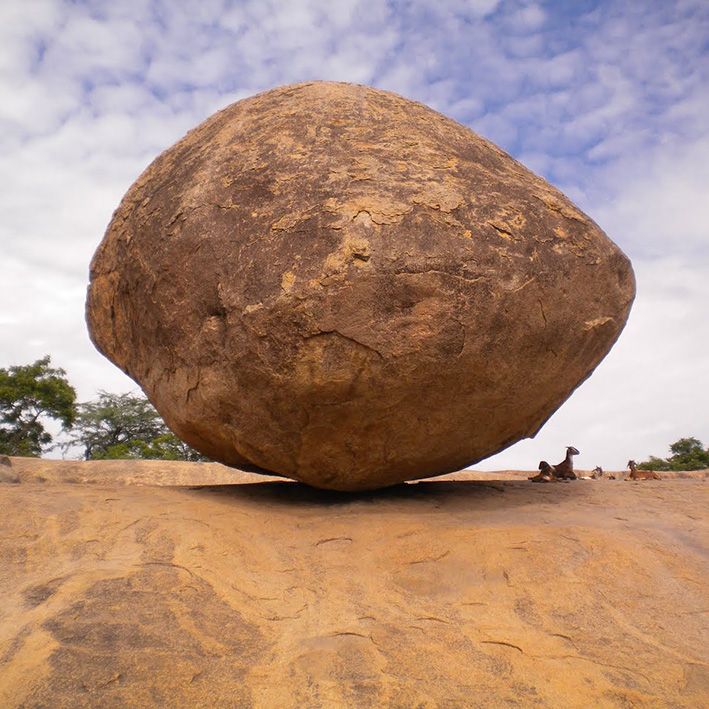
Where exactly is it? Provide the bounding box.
[0,459,706,707]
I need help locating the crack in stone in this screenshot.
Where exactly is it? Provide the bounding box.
[408,550,450,565]
[393,268,487,286]
[481,640,525,654]
[538,299,547,327]
[315,536,353,547]
[415,616,450,624]
[489,223,516,240]
[308,329,384,360]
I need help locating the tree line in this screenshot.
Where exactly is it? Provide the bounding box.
[0,356,205,460]
[638,436,709,471]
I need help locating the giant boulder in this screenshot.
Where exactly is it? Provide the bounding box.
[86,81,635,490]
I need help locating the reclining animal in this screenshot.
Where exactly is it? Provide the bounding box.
[626,460,661,481]
[590,466,615,480]
[529,460,555,482]
[553,446,579,479]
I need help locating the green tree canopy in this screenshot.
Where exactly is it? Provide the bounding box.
[639,437,709,471]
[64,391,207,461]
[0,356,77,456]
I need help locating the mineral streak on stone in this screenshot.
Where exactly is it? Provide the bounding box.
[86,81,635,491]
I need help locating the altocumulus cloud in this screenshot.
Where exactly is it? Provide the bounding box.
[0,0,707,469]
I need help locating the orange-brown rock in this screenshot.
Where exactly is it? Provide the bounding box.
[1,460,707,707]
[86,81,635,490]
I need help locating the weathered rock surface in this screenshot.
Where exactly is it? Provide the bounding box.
[1,460,707,707]
[86,81,635,490]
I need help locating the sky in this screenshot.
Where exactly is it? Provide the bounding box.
[1,0,707,471]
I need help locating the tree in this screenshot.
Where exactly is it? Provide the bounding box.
[639,437,709,471]
[0,356,77,456]
[667,437,709,470]
[638,455,671,472]
[64,391,207,461]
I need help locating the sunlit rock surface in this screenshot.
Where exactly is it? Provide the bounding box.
[1,459,706,707]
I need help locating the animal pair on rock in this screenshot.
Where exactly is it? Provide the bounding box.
[529,446,579,483]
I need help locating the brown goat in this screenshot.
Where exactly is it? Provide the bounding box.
[529,460,555,483]
[553,446,579,480]
[626,460,662,481]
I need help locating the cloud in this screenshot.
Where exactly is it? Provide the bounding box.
[507,2,545,31]
[0,0,708,468]
[589,136,709,260]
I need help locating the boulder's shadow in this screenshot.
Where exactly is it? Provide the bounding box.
[182,478,560,513]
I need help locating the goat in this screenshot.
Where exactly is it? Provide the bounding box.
[590,465,615,480]
[553,446,579,480]
[529,460,555,483]
[527,460,557,483]
[626,460,661,481]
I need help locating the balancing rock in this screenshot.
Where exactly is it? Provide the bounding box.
[86,81,635,490]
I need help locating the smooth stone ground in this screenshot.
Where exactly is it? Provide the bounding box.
[1,459,706,708]
[87,81,635,490]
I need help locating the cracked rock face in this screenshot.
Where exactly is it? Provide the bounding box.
[86,81,635,491]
